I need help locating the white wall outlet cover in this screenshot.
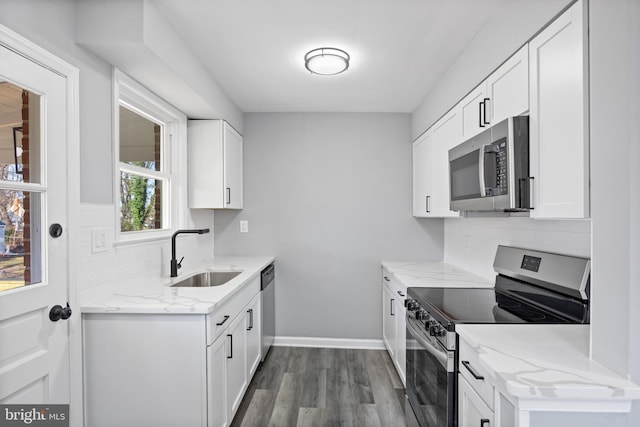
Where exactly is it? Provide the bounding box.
[91,228,114,254]
[239,220,249,233]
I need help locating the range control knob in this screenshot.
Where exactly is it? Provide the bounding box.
[415,310,428,321]
[406,300,420,311]
[429,324,442,337]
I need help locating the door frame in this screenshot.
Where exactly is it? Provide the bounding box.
[0,25,81,425]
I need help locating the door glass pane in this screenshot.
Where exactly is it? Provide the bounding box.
[119,105,162,171]
[119,172,163,232]
[0,82,41,184]
[0,189,42,292]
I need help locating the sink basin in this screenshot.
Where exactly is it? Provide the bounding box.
[171,271,242,288]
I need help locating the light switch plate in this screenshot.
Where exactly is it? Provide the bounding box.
[239,220,249,233]
[91,228,113,253]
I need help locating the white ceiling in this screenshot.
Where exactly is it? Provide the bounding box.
[153,0,507,113]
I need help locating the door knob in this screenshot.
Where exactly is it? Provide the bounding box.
[49,303,72,321]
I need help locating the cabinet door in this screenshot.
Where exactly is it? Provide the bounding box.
[458,375,494,427]
[412,131,433,217]
[394,286,407,387]
[460,84,488,139]
[245,294,262,378]
[223,123,243,209]
[225,313,248,421]
[486,44,529,125]
[382,283,397,359]
[529,0,589,219]
[207,335,228,427]
[429,109,462,218]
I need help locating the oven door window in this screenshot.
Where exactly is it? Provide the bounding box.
[406,318,455,427]
[450,149,482,201]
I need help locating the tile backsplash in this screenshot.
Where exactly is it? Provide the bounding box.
[444,216,591,280]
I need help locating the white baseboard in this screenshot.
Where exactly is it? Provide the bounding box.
[273,336,385,350]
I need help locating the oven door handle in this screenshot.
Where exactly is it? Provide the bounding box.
[406,317,449,369]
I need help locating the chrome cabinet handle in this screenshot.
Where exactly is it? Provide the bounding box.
[247,309,254,331]
[479,101,485,128]
[397,290,405,297]
[390,298,395,316]
[226,187,231,205]
[461,360,484,380]
[426,195,431,213]
[481,419,490,427]
[227,334,233,359]
[383,276,390,282]
[216,315,230,326]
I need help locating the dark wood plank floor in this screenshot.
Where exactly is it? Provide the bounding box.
[231,347,406,427]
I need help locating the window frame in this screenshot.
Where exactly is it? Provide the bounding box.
[113,69,187,244]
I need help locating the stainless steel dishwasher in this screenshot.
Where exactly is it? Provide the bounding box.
[260,263,275,360]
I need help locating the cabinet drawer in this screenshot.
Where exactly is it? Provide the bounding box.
[459,337,494,410]
[207,275,260,345]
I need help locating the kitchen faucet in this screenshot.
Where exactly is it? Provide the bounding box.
[170,228,210,277]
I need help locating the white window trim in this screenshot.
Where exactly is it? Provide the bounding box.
[113,69,187,244]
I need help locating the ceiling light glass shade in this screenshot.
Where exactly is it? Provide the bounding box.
[304,48,350,75]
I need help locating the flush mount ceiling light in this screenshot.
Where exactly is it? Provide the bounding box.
[304,47,350,75]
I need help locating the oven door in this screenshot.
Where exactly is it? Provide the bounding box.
[405,314,456,427]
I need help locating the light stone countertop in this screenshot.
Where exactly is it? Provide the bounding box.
[80,256,274,315]
[381,261,493,289]
[456,324,640,410]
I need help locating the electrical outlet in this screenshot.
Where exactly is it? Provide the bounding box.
[91,228,113,254]
[239,220,249,233]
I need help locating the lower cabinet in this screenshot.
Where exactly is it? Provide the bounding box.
[458,375,494,427]
[209,292,261,426]
[84,277,262,427]
[381,268,406,386]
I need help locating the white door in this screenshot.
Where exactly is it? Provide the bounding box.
[0,43,70,405]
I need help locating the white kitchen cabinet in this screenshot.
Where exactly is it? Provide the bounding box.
[460,84,488,140]
[529,0,589,219]
[188,119,244,209]
[225,309,248,420]
[486,45,529,125]
[412,130,433,216]
[459,334,496,427]
[382,280,397,361]
[412,109,461,218]
[84,277,261,427]
[461,45,529,141]
[381,268,406,386]
[207,334,228,427]
[458,375,494,427]
[245,293,262,378]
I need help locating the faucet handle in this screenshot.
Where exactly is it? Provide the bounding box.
[177,257,184,269]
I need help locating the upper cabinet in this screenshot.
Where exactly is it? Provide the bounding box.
[529,0,589,219]
[413,109,462,218]
[188,120,244,209]
[414,0,589,220]
[461,45,529,140]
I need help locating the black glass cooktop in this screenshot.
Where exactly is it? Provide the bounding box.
[407,278,588,330]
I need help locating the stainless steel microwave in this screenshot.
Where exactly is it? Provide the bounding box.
[448,116,531,212]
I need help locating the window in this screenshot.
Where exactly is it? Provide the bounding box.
[114,70,187,242]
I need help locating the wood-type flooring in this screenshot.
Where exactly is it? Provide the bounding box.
[230,346,406,427]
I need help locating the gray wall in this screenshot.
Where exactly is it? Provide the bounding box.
[214,113,444,340]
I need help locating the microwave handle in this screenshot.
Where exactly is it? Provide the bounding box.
[478,148,487,197]
[520,177,535,209]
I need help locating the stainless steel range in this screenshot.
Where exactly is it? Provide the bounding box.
[404,246,591,427]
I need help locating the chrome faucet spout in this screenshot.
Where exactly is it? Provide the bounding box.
[170,228,211,277]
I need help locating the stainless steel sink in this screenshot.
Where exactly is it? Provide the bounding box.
[171,271,242,287]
